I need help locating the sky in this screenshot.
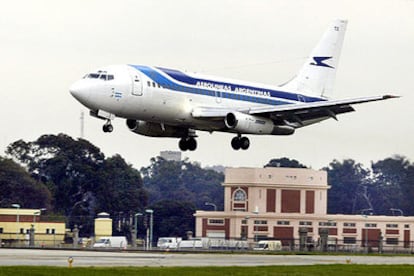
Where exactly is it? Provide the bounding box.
[1,0,413,170]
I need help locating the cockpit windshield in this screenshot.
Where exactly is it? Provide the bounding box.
[83,70,114,81]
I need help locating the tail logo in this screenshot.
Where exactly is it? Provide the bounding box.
[310,56,334,68]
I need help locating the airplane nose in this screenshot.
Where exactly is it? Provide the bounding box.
[69,81,90,104]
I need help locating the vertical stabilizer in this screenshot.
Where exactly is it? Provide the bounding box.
[281,19,347,98]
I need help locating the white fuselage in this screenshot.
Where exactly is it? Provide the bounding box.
[70,64,324,133]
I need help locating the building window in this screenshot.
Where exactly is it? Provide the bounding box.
[299,221,312,226]
[46,229,50,234]
[0,228,3,233]
[208,219,224,225]
[343,222,356,227]
[26,229,30,234]
[234,189,246,201]
[242,220,248,225]
[232,188,247,211]
[386,238,399,245]
[365,223,377,228]
[405,224,410,228]
[254,220,267,225]
[51,229,55,234]
[20,228,24,234]
[386,224,398,228]
[343,237,356,244]
[319,221,337,227]
[277,221,290,225]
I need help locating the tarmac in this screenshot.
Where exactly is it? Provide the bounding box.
[1,249,414,267]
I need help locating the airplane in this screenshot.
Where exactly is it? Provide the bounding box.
[69,19,398,151]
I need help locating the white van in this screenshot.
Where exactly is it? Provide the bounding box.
[253,240,282,251]
[157,237,182,249]
[93,236,127,249]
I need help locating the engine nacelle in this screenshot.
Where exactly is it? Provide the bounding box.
[224,112,295,135]
[126,119,187,137]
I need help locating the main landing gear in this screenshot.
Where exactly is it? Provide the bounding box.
[179,137,197,151]
[102,120,113,133]
[231,134,250,150]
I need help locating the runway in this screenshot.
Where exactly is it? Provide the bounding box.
[0,249,413,267]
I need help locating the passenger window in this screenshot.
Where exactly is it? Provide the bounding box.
[152,82,156,87]
[147,81,151,87]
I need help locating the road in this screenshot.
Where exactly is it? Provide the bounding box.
[0,249,413,267]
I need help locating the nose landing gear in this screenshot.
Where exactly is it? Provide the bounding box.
[231,135,250,150]
[103,121,113,133]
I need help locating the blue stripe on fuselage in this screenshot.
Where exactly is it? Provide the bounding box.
[156,67,325,103]
[129,65,325,106]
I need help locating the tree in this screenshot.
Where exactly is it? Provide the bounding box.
[148,200,196,242]
[6,134,147,236]
[264,158,307,168]
[324,159,371,214]
[371,155,414,215]
[0,157,51,209]
[141,157,224,210]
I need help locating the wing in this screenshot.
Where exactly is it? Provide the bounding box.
[249,95,398,127]
[192,95,399,127]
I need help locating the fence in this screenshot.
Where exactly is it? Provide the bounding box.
[2,237,414,254]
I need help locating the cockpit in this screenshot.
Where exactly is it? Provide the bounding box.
[83,70,114,81]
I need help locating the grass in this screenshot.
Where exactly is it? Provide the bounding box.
[1,265,414,276]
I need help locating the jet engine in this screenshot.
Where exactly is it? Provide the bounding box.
[126,119,187,137]
[224,112,295,135]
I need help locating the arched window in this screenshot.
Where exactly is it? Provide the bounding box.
[232,188,247,211]
[234,189,246,201]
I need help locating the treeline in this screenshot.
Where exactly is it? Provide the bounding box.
[265,156,414,216]
[0,134,223,240]
[1,133,414,240]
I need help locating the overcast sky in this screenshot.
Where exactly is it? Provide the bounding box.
[1,0,413,170]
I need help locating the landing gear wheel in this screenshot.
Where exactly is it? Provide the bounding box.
[240,137,250,150]
[179,138,188,151]
[179,137,197,151]
[103,123,113,133]
[187,138,197,151]
[231,136,250,150]
[231,137,241,150]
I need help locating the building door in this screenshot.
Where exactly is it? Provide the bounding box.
[362,229,381,248]
[274,226,294,246]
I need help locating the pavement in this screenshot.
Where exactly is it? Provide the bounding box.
[0,249,414,267]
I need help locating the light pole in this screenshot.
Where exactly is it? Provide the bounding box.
[390,208,403,216]
[244,216,250,241]
[362,214,369,253]
[204,202,217,211]
[33,208,47,224]
[134,212,143,248]
[12,204,20,242]
[252,209,259,242]
[145,209,154,250]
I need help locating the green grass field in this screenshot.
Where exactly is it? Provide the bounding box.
[0,265,414,276]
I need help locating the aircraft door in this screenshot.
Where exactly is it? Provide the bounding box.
[131,71,143,96]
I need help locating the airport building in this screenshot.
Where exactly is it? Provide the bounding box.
[0,208,66,247]
[194,167,414,251]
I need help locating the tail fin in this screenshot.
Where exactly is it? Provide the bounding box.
[281,19,347,98]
